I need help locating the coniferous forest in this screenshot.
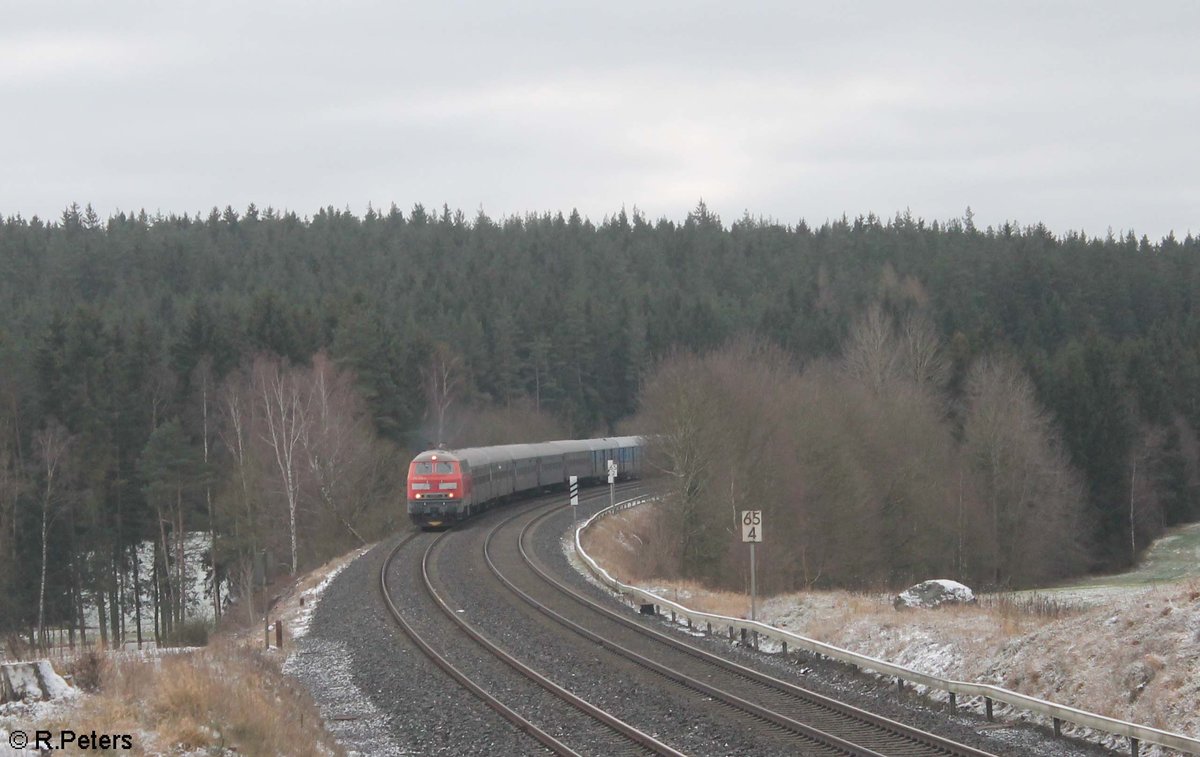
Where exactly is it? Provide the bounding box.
[1,200,1198,644]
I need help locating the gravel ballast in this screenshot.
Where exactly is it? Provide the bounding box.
[288,534,544,756]
[288,489,1119,756]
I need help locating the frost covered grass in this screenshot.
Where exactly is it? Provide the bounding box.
[586,514,1200,751]
[2,546,370,757]
[632,578,1200,751]
[21,644,341,756]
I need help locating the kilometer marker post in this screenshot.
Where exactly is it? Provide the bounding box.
[740,510,763,621]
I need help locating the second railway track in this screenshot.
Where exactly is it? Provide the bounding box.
[379,485,1068,755]
[480,496,999,757]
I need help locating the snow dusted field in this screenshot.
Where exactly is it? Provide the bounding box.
[586,520,1200,756]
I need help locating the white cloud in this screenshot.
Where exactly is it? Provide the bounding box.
[0,1,1197,239]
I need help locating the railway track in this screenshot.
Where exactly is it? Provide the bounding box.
[479,497,1000,757]
[380,486,1013,755]
[380,485,681,757]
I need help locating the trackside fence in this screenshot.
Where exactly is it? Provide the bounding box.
[576,496,1200,757]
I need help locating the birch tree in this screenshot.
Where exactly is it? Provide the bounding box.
[842,304,899,393]
[34,421,71,648]
[253,355,309,575]
[422,343,463,447]
[301,352,369,545]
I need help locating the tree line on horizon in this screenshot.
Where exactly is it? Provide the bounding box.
[0,200,1197,641]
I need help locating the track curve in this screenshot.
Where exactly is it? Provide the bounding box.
[380,486,683,757]
[481,497,998,757]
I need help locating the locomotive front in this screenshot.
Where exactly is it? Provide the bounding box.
[407,449,467,528]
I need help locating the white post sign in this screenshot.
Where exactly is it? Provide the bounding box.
[569,475,579,507]
[741,510,763,542]
[741,510,762,622]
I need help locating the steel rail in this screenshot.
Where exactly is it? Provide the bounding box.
[379,530,579,756]
[485,497,993,757]
[578,497,1200,757]
[521,502,994,755]
[382,487,682,757]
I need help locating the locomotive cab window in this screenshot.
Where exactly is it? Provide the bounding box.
[413,461,456,474]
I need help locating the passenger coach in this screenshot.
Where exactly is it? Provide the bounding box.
[407,436,643,528]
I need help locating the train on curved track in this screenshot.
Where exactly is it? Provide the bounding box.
[407,436,644,528]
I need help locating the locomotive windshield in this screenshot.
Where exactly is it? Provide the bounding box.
[412,461,455,474]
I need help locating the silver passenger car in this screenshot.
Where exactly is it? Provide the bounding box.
[407,436,643,528]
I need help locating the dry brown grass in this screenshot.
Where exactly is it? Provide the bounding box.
[581,507,678,582]
[35,643,341,756]
[650,580,751,618]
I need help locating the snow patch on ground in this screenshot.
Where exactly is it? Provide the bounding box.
[287,547,370,642]
[575,513,1200,755]
[1,661,80,757]
[894,579,976,609]
[283,639,407,756]
[1,660,78,704]
[270,544,405,755]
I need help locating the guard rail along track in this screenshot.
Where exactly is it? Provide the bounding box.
[380,503,686,756]
[577,496,1200,757]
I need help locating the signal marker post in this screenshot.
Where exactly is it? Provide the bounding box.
[607,459,617,508]
[741,510,763,621]
[569,475,579,517]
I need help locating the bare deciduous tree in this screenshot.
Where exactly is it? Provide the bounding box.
[899,312,949,389]
[963,356,1087,585]
[422,343,463,447]
[842,304,900,393]
[34,421,71,648]
[301,352,372,545]
[633,330,1080,592]
[253,355,310,575]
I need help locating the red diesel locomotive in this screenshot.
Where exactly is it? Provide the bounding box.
[406,436,643,528]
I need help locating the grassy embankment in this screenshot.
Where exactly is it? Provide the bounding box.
[35,644,342,756]
[583,506,1200,740]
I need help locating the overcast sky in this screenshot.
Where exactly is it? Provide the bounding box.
[3,1,1197,239]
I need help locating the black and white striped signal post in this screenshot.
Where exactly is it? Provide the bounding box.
[607,459,617,508]
[569,475,579,516]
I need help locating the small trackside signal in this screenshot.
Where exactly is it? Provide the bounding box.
[569,475,579,507]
